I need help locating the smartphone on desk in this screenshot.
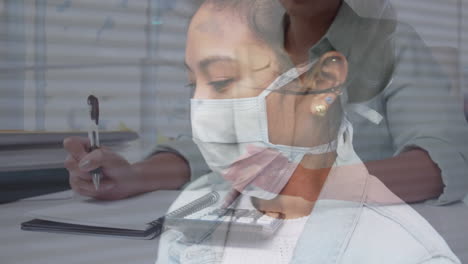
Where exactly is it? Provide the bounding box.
[163,191,283,243]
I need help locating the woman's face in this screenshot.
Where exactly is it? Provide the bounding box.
[185,2,347,148]
[186,3,303,147]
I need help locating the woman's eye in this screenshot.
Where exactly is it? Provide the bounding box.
[185,82,196,90]
[208,78,235,92]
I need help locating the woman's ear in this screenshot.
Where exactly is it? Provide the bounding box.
[317,51,348,89]
[307,51,348,116]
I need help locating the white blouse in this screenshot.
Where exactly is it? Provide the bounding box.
[221,195,309,264]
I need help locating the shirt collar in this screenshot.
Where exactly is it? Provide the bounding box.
[308,2,362,60]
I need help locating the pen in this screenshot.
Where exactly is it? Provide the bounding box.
[87,95,102,191]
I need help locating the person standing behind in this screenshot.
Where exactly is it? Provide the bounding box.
[64,0,468,205]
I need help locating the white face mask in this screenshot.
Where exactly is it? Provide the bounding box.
[191,62,337,200]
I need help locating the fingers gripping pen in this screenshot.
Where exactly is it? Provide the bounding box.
[87,95,103,190]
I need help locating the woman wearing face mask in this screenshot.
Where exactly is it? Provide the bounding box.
[155,1,460,263]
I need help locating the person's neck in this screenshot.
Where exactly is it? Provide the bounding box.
[285,2,342,65]
[252,152,336,219]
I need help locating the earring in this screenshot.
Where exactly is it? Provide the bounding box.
[314,105,327,117]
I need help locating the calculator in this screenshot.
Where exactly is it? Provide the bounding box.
[162,192,283,242]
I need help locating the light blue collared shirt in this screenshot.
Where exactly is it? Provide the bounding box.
[156,120,460,264]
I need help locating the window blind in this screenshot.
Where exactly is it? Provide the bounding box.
[0,0,198,147]
[0,0,465,146]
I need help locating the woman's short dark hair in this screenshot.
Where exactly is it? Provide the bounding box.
[201,0,289,66]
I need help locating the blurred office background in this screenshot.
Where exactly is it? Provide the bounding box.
[0,0,467,145]
[0,0,467,201]
[0,0,193,147]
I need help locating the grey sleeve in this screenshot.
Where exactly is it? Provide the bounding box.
[149,136,211,183]
[384,23,468,205]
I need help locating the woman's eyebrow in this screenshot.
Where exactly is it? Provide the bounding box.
[185,56,238,73]
[199,56,237,71]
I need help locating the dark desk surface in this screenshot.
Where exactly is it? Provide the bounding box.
[0,168,69,204]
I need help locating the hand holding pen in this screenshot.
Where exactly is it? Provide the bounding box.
[63,95,138,200]
[64,94,185,200]
[87,95,103,190]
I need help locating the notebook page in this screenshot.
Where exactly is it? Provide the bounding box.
[26,191,180,230]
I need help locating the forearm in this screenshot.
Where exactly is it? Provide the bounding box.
[131,152,190,193]
[365,149,444,203]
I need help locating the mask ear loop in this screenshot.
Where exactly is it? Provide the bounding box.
[276,84,344,96]
[258,60,319,99]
